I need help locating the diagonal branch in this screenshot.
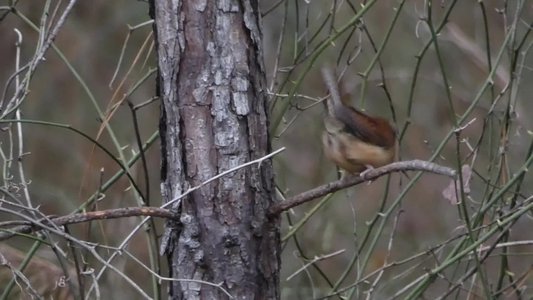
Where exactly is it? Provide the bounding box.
[269,160,456,215]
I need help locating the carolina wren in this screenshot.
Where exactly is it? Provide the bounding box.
[321,68,397,174]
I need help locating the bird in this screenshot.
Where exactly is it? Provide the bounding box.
[321,67,397,175]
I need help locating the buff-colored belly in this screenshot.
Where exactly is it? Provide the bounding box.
[322,131,396,174]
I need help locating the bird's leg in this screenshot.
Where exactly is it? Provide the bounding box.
[339,169,350,181]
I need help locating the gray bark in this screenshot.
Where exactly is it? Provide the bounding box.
[151,0,280,299]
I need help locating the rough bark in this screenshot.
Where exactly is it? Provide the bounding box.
[151,0,279,299]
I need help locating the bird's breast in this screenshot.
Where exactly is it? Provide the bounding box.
[322,130,396,174]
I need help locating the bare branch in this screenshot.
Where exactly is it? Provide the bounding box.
[0,207,176,241]
[269,160,456,215]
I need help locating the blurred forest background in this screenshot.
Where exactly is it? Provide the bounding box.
[0,0,532,299]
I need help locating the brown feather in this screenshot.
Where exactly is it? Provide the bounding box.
[333,105,396,148]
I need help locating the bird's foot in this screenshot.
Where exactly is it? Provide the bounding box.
[360,165,375,183]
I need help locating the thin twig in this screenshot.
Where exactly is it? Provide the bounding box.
[287,249,345,281]
[162,147,286,209]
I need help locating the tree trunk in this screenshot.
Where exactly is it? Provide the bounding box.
[151,0,280,299]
